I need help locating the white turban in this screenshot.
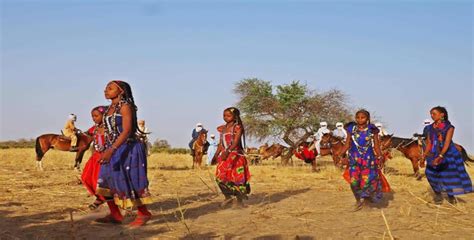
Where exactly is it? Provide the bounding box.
[68,114,77,121]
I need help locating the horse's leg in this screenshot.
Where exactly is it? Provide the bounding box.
[197,153,201,169]
[410,157,422,180]
[74,150,86,171]
[35,137,49,171]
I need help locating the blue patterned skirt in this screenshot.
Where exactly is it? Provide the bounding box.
[97,141,152,208]
[425,146,472,196]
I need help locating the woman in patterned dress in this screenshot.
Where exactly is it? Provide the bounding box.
[211,107,251,208]
[81,105,107,210]
[339,109,390,211]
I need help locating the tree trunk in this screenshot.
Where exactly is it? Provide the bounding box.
[280,130,312,166]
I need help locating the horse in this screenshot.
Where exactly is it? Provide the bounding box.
[380,135,473,180]
[35,131,93,171]
[245,147,261,165]
[192,129,208,169]
[318,133,346,167]
[259,143,285,160]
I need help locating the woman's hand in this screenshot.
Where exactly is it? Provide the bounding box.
[99,149,114,164]
[220,150,229,161]
[423,152,433,159]
[432,157,443,167]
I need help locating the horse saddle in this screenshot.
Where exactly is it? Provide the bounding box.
[59,130,71,141]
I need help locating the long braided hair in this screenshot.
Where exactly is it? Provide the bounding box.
[111,80,144,139]
[224,107,246,149]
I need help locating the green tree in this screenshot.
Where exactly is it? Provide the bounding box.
[235,78,351,164]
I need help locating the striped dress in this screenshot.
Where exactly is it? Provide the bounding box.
[425,121,472,196]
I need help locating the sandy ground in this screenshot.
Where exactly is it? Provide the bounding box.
[1,149,473,240]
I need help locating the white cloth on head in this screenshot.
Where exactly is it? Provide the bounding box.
[195,126,203,132]
[378,127,388,136]
[68,114,76,121]
[196,123,203,127]
[138,126,148,133]
[333,128,347,139]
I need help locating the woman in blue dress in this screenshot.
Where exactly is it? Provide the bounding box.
[423,106,472,204]
[96,80,152,226]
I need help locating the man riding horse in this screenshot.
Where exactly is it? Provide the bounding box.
[189,123,210,156]
[314,121,330,157]
[63,113,79,151]
[332,122,347,140]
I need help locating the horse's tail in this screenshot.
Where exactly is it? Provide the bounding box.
[459,146,474,163]
[35,137,44,159]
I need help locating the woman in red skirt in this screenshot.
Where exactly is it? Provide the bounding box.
[81,105,107,210]
[211,107,251,208]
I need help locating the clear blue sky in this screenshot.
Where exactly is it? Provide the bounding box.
[1,1,472,149]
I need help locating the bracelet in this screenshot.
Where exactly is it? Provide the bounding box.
[438,154,444,158]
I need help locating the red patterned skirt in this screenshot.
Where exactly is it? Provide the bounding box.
[216,151,251,196]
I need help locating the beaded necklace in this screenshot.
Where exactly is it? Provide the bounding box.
[93,124,106,152]
[351,125,374,156]
[104,100,125,145]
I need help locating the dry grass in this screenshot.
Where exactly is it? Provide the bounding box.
[1,148,473,239]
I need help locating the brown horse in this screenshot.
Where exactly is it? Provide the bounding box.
[245,147,261,165]
[192,129,208,169]
[381,135,473,180]
[259,143,285,160]
[35,132,93,170]
[319,133,346,166]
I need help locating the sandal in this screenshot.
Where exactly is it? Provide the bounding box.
[88,199,104,210]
